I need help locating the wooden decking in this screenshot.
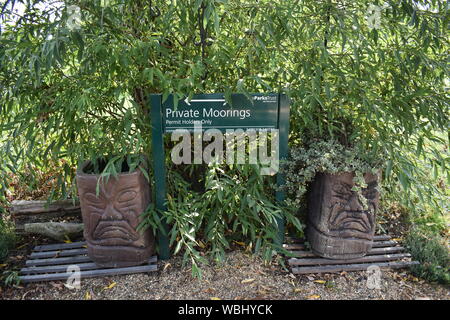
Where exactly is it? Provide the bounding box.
[284,235,419,274]
[19,241,158,283]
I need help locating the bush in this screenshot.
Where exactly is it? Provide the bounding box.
[141,162,303,278]
[406,229,449,285]
[0,219,16,263]
[282,138,385,207]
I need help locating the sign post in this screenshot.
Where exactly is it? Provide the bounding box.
[150,93,290,259]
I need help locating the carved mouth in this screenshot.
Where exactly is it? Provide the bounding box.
[332,212,371,231]
[337,217,369,233]
[93,220,139,242]
[328,205,374,239]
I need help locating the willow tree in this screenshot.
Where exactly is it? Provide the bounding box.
[0,1,448,266]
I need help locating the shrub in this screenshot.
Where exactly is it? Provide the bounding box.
[0,219,16,263]
[281,139,385,207]
[141,162,303,278]
[406,229,449,285]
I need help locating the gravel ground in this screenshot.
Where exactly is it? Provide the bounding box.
[1,250,448,300]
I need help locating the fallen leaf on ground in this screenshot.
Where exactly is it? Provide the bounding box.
[103,282,116,290]
[241,278,255,284]
[293,288,302,293]
[307,294,321,300]
[314,280,326,284]
[260,285,272,291]
[211,297,221,300]
[0,264,7,268]
[85,291,91,300]
[257,270,267,276]
[163,263,171,271]
[198,240,206,249]
[233,241,245,247]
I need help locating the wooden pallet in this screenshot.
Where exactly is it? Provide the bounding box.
[20,241,158,283]
[285,235,419,275]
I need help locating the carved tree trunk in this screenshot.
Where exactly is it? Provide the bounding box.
[307,172,380,259]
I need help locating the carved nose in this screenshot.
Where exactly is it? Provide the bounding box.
[344,193,364,212]
[102,205,123,220]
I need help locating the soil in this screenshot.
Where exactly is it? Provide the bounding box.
[0,240,448,300]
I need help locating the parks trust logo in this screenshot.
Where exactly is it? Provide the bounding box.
[253,96,277,103]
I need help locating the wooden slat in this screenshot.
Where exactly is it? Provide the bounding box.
[371,240,398,248]
[26,255,91,266]
[20,256,158,275]
[283,235,393,249]
[373,235,391,241]
[292,261,420,274]
[282,243,306,250]
[290,246,405,258]
[284,237,305,244]
[288,253,411,266]
[34,241,86,252]
[30,248,88,259]
[21,262,99,275]
[283,241,396,250]
[20,264,158,283]
[368,246,405,255]
[289,251,317,258]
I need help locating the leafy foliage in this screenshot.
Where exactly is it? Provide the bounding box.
[0,0,448,275]
[406,229,450,285]
[143,163,302,278]
[0,219,16,263]
[282,139,385,207]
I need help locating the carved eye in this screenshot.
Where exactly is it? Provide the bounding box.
[117,190,137,203]
[362,182,378,200]
[332,183,352,198]
[363,188,377,200]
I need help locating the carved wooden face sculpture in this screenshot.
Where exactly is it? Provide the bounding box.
[76,162,154,267]
[307,172,380,259]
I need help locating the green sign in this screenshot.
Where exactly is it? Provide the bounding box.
[150,93,290,260]
[162,93,279,132]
